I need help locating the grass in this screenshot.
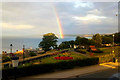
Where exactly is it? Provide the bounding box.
[74,46,120,57]
[21,51,89,67]
[41,52,88,64]
[16,46,120,67]
[94,46,120,56]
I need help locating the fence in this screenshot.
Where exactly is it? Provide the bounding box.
[98,53,116,63]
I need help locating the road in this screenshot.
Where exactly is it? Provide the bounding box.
[17,62,120,80]
[69,67,119,80]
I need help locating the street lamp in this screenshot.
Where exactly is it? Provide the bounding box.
[10,44,13,53]
[23,45,25,62]
[112,34,115,53]
[112,34,115,63]
[113,34,114,47]
[11,56,19,80]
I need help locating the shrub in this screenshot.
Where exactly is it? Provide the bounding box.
[2,57,11,63]
[87,48,103,53]
[2,57,99,79]
[91,49,103,53]
[29,52,37,57]
[61,50,68,53]
[74,49,87,54]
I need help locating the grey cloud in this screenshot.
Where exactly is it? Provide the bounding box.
[2,2,118,37]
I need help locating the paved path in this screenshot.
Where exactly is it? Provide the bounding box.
[69,51,90,57]
[18,62,120,79]
[2,50,60,68]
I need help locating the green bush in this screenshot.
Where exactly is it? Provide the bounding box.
[2,57,99,79]
[91,48,103,53]
[29,52,37,57]
[2,57,11,63]
[74,49,87,54]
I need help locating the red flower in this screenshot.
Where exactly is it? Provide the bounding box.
[89,53,94,56]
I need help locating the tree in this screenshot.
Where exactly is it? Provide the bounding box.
[114,32,120,44]
[59,41,70,49]
[75,36,81,45]
[39,33,58,52]
[75,36,89,46]
[88,39,96,45]
[92,33,102,47]
[102,36,113,44]
[69,40,75,48]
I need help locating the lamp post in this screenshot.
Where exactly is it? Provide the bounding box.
[23,45,25,62]
[11,56,19,80]
[10,44,13,53]
[112,34,115,62]
[113,34,114,48]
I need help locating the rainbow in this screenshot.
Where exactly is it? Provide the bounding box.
[54,7,64,38]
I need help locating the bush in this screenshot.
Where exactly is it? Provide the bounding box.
[74,49,87,54]
[2,57,99,79]
[2,57,11,63]
[87,48,103,53]
[91,49,103,53]
[61,50,69,53]
[29,52,37,57]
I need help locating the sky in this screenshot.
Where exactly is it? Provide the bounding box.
[1,2,118,38]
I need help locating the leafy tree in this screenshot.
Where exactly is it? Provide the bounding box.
[102,32,120,44]
[39,33,58,52]
[75,36,81,45]
[69,40,75,48]
[88,39,96,45]
[102,36,113,44]
[114,32,120,43]
[59,41,70,49]
[75,36,89,46]
[92,33,102,47]
[80,37,89,46]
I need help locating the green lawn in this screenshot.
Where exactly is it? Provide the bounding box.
[41,52,88,64]
[21,51,89,67]
[94,46,120,56]
[18,46,120,67]
[75,46,120,57]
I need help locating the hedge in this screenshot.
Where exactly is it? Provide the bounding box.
[2,57,11,63]
[91,49,103,53]
[2,57,99,79]
[74,49,87,54]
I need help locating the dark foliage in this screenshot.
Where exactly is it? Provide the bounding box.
[29,52,37,57]
[2,57,99,79]
[74,49,86,54]
[2,57,11,63]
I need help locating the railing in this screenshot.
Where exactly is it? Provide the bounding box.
[97,53,115,63]
[2,50,68,69]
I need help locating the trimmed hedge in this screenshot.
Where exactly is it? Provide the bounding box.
[2,57,99,79]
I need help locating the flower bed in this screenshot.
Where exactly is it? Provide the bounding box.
[54,56,73,60]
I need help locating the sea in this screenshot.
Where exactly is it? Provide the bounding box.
[2,36,92,53]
